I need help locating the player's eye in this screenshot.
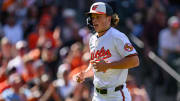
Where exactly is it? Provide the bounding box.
[91,14,97,18]
[96,16,100,19]
[91,14,102,19]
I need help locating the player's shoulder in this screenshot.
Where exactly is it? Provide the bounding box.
[89,34,97,42]
[89,34,97,48]
[110,27,128,40]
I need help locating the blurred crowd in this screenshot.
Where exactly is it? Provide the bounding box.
[0,0,180,101]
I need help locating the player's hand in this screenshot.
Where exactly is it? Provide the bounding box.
[91,59,109,72]
[73,71,85,83]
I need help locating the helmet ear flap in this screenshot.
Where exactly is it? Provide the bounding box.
[86,16,93,27]
[86,16,95,34]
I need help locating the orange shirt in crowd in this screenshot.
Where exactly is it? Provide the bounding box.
[0,69,10,93]
[22,71,37,83]
[70,56,82,71]
[2,0,15,11]
[28,31,56,49]
[0,80,10,93]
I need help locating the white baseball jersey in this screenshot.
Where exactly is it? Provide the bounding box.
[89,27,137,88]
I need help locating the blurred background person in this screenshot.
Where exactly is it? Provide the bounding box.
[7,40,28,74]
[60,9,81,47]
[159,16,180,61]
[41,41,61,80]
[0,73,26,101]
[0,37,13,59]
[2,15,23,44]
[158,16,180,96]
[55,63,76,101]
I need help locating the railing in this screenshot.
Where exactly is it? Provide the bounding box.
[129,34,180,83]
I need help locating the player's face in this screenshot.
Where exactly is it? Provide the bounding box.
[91,13,111,33]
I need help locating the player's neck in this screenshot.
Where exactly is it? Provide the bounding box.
[97,31,106,37]
[97,27,111,38]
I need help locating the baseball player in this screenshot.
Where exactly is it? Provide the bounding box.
[74,2,139,101]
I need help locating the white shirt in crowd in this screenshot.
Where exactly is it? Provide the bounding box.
[159,28,180,56]
[56,79,76,99]
[7,56,25,74]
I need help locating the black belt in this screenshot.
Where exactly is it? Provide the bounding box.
[96,85,124,94]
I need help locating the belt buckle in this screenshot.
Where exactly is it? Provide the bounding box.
[115,85,124,91]
[96,88,107,94]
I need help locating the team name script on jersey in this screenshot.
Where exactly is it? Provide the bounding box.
[91,47,112,61]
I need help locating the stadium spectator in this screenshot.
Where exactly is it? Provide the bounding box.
[2,15,23,44]
[159,16,180,60]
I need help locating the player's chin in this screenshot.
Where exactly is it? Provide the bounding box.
[95,29,101,33]
[94,26,100,31]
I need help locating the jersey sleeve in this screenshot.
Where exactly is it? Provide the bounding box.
[113,34,137,57]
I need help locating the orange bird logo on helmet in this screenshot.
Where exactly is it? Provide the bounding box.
[92,5,98,10]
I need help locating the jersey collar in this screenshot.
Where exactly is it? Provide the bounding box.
[96,27,112,40]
